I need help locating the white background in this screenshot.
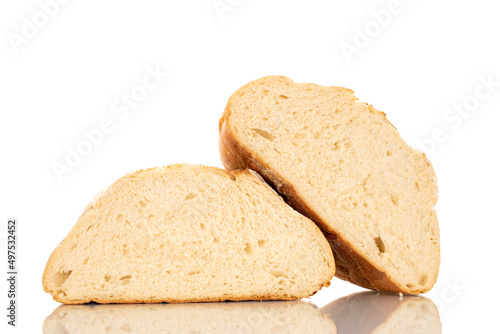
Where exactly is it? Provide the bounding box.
[1,0,499,332]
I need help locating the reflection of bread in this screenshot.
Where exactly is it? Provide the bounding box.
[322,291,441,334]
[42,164,334,304]
[219,75,440,294]
[43,301,336,334]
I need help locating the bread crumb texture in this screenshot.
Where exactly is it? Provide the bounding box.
[220,76,440,294]
[42,164,335,304]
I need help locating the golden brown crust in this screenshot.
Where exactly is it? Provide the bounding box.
[219,102,425,295]
[48,290,324,305]
[324,232,407,293]
[47,273,328,304]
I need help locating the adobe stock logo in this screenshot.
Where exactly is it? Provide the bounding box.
[7,0,71,54]
[414,74,499,156]
[431,278,467,316]
[51,64,169,182]
[339,0,412,64]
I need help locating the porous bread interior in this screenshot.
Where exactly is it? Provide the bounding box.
[225,76,439,293]
[43,301,337,334]
[42,164,334,304]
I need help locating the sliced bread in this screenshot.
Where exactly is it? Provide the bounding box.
[44,301,337,333]
[42,164,335,304]
[219,76,439,294]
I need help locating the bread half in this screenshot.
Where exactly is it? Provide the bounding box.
[42,164,334,304]
[219,76,439,294]
[43,301,337,333]
[322,291,441,333]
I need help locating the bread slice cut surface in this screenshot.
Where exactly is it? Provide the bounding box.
[219,76,439,294]
[43,164,334,304]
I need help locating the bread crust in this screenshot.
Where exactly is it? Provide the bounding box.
[219,96,430,295]
[46,291,326,305]
[43,165,334,304]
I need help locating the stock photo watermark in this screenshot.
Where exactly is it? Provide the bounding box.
[6,219,18,326]
[414,74,499,156]
[339,0,414,63]
[6,0,71,54]
[212,0,244,21]
[431,277,467,316]
[51,64,169,182]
